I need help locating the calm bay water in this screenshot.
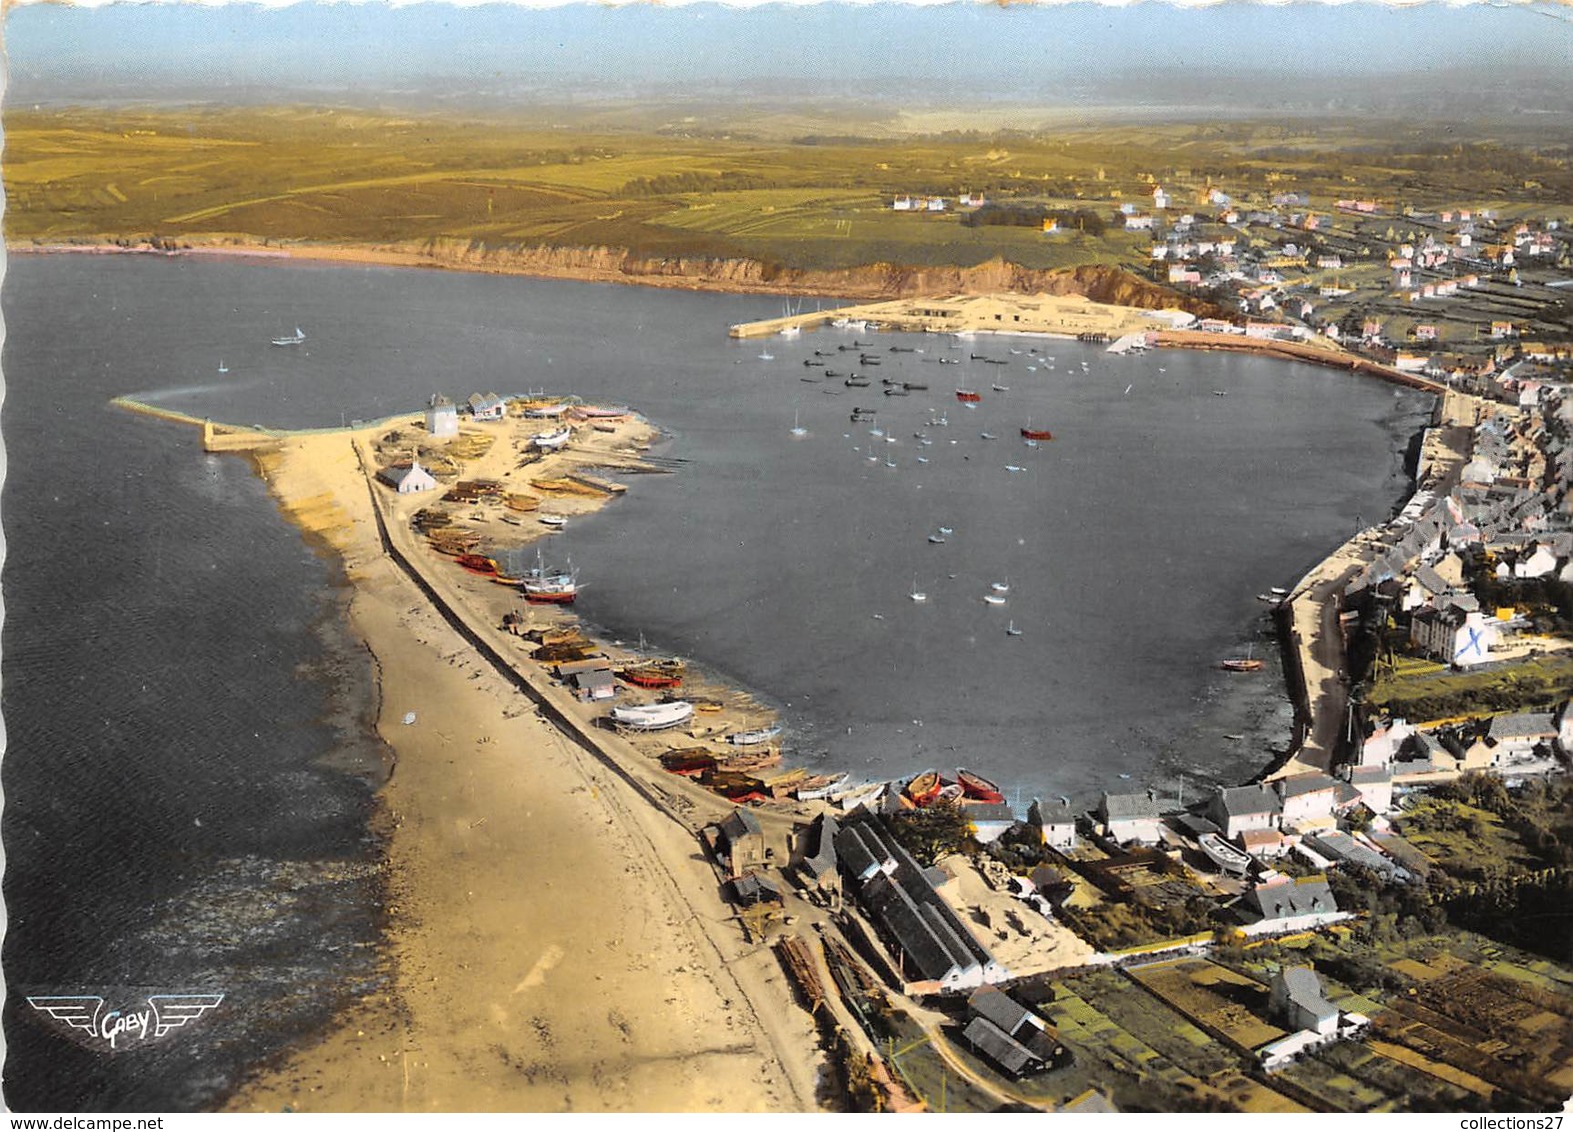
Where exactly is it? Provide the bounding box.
[2,253,1429,1107]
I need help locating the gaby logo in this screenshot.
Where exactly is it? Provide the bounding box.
[26,993,224,1052]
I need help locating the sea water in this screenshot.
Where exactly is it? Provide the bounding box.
[1,254,1430,1106]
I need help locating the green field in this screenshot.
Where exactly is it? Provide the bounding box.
[8,105,1571,282]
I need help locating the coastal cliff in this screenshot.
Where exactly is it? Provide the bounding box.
[393,239,1223,313]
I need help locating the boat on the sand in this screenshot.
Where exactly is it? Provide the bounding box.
[957,767,1005,804]
[904,770,943,806]
[609,700,695,731]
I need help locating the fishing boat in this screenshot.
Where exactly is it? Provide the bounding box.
[1221,657,1265,672]
[456,554,498,576]
[608,700,694,731]
[270,327,305,346]
[523,403,571,418]
[532,426,573,451]
[621,658,686,689]
[903,381,929,391]
[514,547,579,603]
[1199,832,1253,874]
[577,405,630,419]
[796,772,851,802]
[833,780,886,810]
[779,326,802,338]
[537,514,568,528]
[991,383,1009,392]
[700,768,770,801]
[884,386,910,396]
[728,724,783,746]
[983,595,1007,605]
[1020,425,1054,441]
[927,534,947,544]
[904,770,943,806]
[991,579,1010,593]
[956,768,1006,804]
[938,526,953,535]
[660,749,718,776]
[955,389,982,403]
[1004,465,1026,473]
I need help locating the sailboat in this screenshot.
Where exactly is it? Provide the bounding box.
[790,411,807,438]
[217,360,229,374]
[910,578,927,602]
[1005,621,1023,636]
[1220,643,1264,672]
[271,327,305,346]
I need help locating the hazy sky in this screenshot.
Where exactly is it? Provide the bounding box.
[6,2,1570,108]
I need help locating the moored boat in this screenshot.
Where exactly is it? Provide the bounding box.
[1220,658,1265,672]
[955,389,982,403]
[270,327,305,346]
[1020,426,1054,441]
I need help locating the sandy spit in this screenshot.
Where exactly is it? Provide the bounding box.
[223,425,822,1112]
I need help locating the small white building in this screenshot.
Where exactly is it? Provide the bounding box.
[1270,967,1339,1035]
[1028,799,1078,852]
[426,395,459,438]
[1097,792,1163,845]
[378,459,437,495]
[1343,765,1394,815]
[1275,773,1340,826]
[1410,606,1497,667]
[1209,784,1281,840]
[468,392,508,421]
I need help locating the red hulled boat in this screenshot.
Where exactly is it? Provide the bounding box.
[1020,427,1054,441]
[956,767,1006,804]
[955,389,982,403]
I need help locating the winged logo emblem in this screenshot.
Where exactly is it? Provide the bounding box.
[26,991,224,1052]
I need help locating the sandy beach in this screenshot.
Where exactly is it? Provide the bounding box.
[222,417,822,1112]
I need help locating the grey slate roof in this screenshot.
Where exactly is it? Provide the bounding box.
[1277,773,1339,800]
[837,810,996,984]
[1100,792,1160,820]
[1216,783,1282,819]
[1244,876,1338,922]
[968,985,1036,1038]
[1276,966,1339,1028]
[729,873,782,904]
[966,803,1017,825]
[719,808,762,843]
[961,1016,1041,1077]
[1304,830,1402,877]
[1487,710,1557,741]
[801,815,839,884]
[1028,799,1076,826]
